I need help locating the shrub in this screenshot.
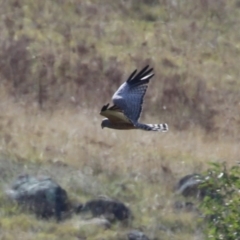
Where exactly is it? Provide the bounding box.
[200,162,240,240]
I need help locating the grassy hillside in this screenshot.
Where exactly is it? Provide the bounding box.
[0,0,240,239]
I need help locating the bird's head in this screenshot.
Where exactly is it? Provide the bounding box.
[101,118,110,129]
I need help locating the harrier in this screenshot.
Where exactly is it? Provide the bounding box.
[100,65,168,132]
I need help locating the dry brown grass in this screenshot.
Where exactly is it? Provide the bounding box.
[0,92,238,176]
[0,0,240,239]
[0,92,239,239]
[0,0,239,134]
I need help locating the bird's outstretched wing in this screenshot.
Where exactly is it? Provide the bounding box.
[112,65,154,124]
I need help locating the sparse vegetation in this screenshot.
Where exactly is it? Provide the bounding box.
[200,163,240,240]
[0,0,239,239]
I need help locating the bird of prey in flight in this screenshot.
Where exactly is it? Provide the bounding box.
[100,65,168,132]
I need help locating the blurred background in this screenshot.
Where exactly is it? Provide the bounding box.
[0,0,240,239]
[0,0,239,134]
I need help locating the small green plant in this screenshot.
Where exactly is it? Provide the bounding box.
[200,162,240,240]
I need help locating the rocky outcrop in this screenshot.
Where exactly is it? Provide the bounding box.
[6,174,69,221]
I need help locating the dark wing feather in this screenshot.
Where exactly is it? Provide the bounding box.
[100,103,110,112]
[126,69,138,83]
[127,65,153,85]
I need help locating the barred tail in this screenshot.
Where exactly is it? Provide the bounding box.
[135,122,168,132]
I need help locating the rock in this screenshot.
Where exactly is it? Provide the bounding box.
[176,174,205,198]
[127,230,150,240]
[76,196,132,222]
[6,174,69,221]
